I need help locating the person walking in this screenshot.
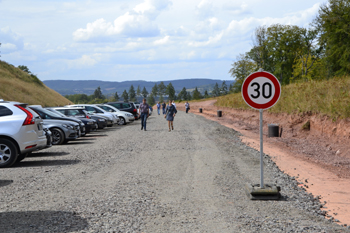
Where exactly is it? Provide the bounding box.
[185,101,190,113]
[139,98,149,131]
[162,101,166,115]
[165,99,177,132]
[156,102,161,115]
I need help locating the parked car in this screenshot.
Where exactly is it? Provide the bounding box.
[84,111,108,129]
[105,102,138,119]
[66,104,118,127]
[95,104,135,125]
[46,107,98,133]
[29,106,85,137]
[0,101,47,167]
[41,119,80,145]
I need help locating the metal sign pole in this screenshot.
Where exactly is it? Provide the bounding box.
[260,109,264,188]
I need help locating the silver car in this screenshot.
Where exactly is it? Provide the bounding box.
[42,119,79,145]
[96,104,135,125]
[0,101,47,167]
[66,104,119,126]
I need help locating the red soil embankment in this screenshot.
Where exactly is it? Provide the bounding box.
[178,100,350,226]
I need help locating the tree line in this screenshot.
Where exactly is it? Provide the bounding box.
[64,80,233,105]
[229,0,350,93]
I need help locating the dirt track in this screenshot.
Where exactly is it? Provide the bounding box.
[178,99,350,226]
[0,111,348,232]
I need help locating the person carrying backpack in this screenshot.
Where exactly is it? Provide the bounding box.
[165,99,177,132]
[185,101,190,113]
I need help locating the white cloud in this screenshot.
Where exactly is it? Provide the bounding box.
[0,27,24,53]
[133,0,172,20]
[154,35,170,45]
[67,54,102,69]
[222,1,250,15]
[73,0,172,41]
[188,32,224,47]
[195,0,214,19]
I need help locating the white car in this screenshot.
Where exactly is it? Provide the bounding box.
[66,104,119,126]
[96,104,135,125]
[0,101,47,167]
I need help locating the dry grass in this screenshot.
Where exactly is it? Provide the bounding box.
[215,76,350,119]
[0,61,71,106]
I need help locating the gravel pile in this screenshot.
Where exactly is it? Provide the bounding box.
[0,112,348,232]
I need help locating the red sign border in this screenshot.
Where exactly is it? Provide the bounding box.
[241,71,281,110]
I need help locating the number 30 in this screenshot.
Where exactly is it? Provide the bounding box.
[250,82,272,99]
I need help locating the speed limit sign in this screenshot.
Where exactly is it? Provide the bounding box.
[242,71,281,110]
[241,70,281,192]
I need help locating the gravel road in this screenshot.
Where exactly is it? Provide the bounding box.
[0,111,348,232]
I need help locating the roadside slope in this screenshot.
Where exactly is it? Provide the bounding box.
[178,100,350,225]
[0,61,71,106]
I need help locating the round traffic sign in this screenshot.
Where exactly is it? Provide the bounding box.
[241,71,281,110]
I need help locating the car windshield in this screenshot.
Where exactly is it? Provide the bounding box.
[98,105,115,112]
[66,109,86,117]
[48,108,67,117]
[32,107,63,119]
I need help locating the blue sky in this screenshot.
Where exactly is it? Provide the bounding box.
[0,0,325,82]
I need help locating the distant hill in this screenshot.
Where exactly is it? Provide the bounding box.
[0,61,72,106]
[43,79,234,95]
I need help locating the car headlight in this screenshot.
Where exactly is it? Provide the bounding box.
[127,114,133,117]
[62,124,74,130]
[87,121,94,125]
[98,119,105,122]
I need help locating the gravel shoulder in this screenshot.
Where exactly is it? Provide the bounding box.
[0,111,348,232]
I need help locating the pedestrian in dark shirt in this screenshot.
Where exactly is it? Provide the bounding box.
[185,101,190,113]
[162,101,166,115]
[165,99,177,132]
[139,98,149,131]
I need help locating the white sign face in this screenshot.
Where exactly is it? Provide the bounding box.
[247,76,276,105]
[242,71,281,110]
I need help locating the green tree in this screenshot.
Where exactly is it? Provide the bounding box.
[187,92,192,100]
[229,53,257,93]
[94,86,103,99]
[18,65,31,74]
[221,81,228,95]
[178,87,188,100]
[313,0,350,76]
[122,90,129,102]
[141,86,148,98]
[129,85,136,101]
[204,90,209,98]
[158,81,166,100]
[166,82,176,100]
[147,94,156,106]
[114,91,119,101]
[151,83,158,97]
[136,85,141,97]
[192,87,202,100]
[212,83,220,97]
[248,24,314,84]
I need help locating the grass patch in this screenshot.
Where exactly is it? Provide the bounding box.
[215,76,350,119]
[0,60,71,106]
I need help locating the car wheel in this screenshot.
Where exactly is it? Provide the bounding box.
[15,152,31,163]
[51,128,65,145]
[118,117,126,125]
[0,139,18,168]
